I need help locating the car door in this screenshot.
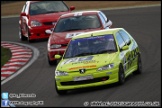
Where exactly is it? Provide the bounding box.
[119,29,139,70]
[116,31,131,74]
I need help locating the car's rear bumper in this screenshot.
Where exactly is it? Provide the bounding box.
[55,68,119,90]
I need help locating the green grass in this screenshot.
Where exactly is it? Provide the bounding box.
[1,46,12,67]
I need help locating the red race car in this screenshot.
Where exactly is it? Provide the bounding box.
[19,1,75,42]
[46,11,113,65]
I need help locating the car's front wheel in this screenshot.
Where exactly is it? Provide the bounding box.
[118,64,125,85]
[26,25,34,43]
[19,27,26,41]
[48,55,57,65]
[55,81,67,95]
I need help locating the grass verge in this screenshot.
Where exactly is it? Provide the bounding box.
[1,47,12,67]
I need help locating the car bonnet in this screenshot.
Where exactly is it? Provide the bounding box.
[57,52,118,72]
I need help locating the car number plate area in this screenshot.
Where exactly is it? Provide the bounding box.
[73,75,93,81]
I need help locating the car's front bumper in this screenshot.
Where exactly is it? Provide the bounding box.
[48,47,66,61]
[28,26,53,40]
[55,67,119,90]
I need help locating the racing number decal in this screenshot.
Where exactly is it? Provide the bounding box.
[127,54,131,69]
[66,32,83,38]
[74,12,82,16]
[123,56,127,71]
[125,48,138,70]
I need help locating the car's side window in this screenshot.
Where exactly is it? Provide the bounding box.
[119,30,131,45]
[116,32,126,49]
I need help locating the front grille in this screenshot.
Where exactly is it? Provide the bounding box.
[61,44,67,47]
[43,22,53,25]
[61,76,109,86]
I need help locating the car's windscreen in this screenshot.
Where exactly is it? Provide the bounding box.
[64,34,117,58]
[54,15,101,32]
[29,1,69,15]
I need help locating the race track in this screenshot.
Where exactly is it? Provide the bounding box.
[1,6,161,107]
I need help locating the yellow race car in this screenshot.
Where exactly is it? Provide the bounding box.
[54,28,142,95]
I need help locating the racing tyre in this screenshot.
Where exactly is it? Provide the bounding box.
[19,27,26,41]
[134,54,142,74]
[55,81,67,95]
[26,25,34,43]
[48,55,57,65]
[118,64,125,85]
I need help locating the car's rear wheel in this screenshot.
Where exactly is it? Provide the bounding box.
[134,54,142,74]
[118,64,125,85]
[48,55,57,65]
[55,81,67,95]
[19,27,26,41]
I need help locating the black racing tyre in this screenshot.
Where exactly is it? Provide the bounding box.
[48,55,57,66]
[134,54,142,74]
[118,64,125,85]
[55,81,67,95]
[19,27,26,41]
[26,25,34,43]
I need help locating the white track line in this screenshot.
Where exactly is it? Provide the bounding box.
[11,55,32,58]
[1,77,6,80]
[1,72,14,75]
[1,66,20,70]
[12,52,32,55]
[4,62,26,66]
[11,49,31,52]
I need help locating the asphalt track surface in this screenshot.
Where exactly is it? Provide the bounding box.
[1,6,161,107]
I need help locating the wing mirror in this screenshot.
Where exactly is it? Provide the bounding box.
[121,45,129,51]
[70,6,75,11]
[106,20,113,28]
[21,12,26,16]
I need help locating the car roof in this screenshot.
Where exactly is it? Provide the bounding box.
[72,28,124,40]
[60,11,100,18]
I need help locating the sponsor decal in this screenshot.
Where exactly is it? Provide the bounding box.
[72,60,97,65]
[69,65,96,70]
[62,56,94,65]
[74,12,83,16]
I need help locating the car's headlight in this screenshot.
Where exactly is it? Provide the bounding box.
[31,20,42,27]
[50,44,61,49]
[97,63,114,71]
[55,70,68,76]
